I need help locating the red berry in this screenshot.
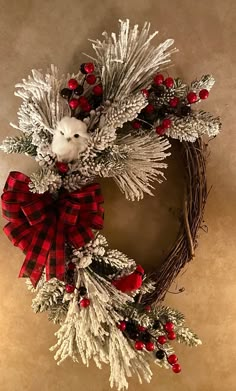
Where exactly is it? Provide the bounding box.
[199,89,209,100]
[68,78,78,90]
[93,85,103,96]
[82,103,92,112]
[144,104,154,114]
[135,341,144,350]
[86,74,97,85]
[145,342,155,351]
[117,321,126,331]
[84,62,95,74]
[168,354,178,365]
[164,77,174,88]
[154,74,164,85]
[187,91,198,104]
[56,161,69,174]
[169,97,179,107]
[141,88,149,98]
[162,118,172,129]
[80,298,90,308]
[132,121,141,129]
[68,262,76,270]
[157,335,167,345]
[138,325,146,332]
[168,331,176,340]
[65,284,75,293]
[164,322,175,332]
[156,126,166,136]
[172,363,181,373]
[69,99,79,109]
[145,305,152,312]
[78,96,88,106]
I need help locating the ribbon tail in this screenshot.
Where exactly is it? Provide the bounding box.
[47,218,65,282]
[18,221,54,287]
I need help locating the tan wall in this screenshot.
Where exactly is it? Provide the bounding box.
[0,1,235,390]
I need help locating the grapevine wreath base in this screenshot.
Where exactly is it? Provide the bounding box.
[0,20,220,390]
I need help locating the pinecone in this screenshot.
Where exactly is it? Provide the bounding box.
[62,173,94,192]
[36,145,56,168]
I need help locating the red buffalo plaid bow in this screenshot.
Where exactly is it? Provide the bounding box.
[1,171,104,287]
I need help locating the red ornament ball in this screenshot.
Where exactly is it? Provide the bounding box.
[86,74,97,85]
[169,96,179,107]
[69,99,79,109]
[187,91,198,104]
[145,342,155,351]
[162,118,172,129]
[164,322,175,332]
[138,325,146,332]
[154,74,164,85]
[144,104,154,114]
[157,335,167,345]
[68,262,76,270]
[84,62,95,74]
[168,354,178,365]
[141,88,149,98]
[164,77,174,88]
[56,161,69,174]
[132,120,141,129]
[199,89,209,100]
[145,305,152,312]
[68,78,79,90]
[172,363,181,373]
[168,331,176,340]
[117,321,127,331]
[65,284,75,293]
[93,84,103,96]
[156,126,166,136]
[135,341,144,351]
[80,298,90,308]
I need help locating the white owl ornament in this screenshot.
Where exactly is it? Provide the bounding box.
[52,116,89,162]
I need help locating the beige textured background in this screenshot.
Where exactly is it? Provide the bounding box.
[0,1,235,390]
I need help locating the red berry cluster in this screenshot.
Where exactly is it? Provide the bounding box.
[117,318,181,373]
[156,118,172,136]
[65,262,90,308]
[153,74,174,89]
[136,73,211,136]
[187,88,209,104]
[60,62,103,114]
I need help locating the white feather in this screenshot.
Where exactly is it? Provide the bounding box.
[52,116,89,162]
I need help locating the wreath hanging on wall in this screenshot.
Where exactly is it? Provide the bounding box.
[0,20,221,390]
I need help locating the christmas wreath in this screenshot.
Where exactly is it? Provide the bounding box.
[0,20,221,390]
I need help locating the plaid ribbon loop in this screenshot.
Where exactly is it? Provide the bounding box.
[1,171,104,287]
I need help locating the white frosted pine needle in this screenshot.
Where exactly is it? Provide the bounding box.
[86,19,176,100]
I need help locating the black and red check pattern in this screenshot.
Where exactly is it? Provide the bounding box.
[1,171,104,287]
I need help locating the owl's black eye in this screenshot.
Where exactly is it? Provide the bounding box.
[60,131,64,135]
[74,134,79,138]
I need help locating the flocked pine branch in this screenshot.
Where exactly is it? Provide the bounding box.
[190,74,215,93]
[47,298,69,325]
[86,19,176,100]
[29,168,62,193]
[99,131,171,201]
[0,134,37,156]
[11,65,73,136]
[176,326,202,347]
[31,278,65,313]
[71,235,136,278]
[165,111,221,142]
[100,93,147,130]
